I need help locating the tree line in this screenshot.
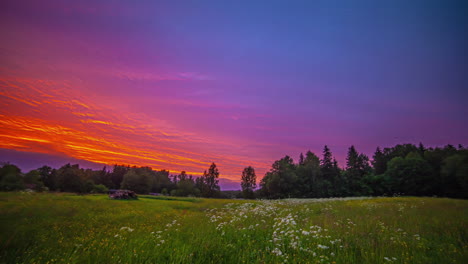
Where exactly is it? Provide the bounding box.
[0,162,223,198]
[0,143,466,199]
[258,144,467,199]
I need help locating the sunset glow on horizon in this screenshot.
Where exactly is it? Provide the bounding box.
[1,0,467,188]
[0,76,273,181]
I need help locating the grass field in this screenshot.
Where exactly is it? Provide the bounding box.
[0,193,466,264]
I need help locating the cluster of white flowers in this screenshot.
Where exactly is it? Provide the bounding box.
[150,219,180,246]
[329,239,341,245]
[113,226,135,239]
[362,201,380,211]
[284,197,372,204]
[346,218,356,228]
[398,204,406,213]
[384,256,398,262]
[166,219,179,228]
[377,221,388,231]
[320,204,335,214]
[317,244,329,249]
[269,209,340,262]
[208,202,282,236]
[207,199,353,263]
[120,226,134,232]
[271,247,283,256]
[395,228,407,236]
[271,213,302,254]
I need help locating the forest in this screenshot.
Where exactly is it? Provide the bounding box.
[0,143,467,199]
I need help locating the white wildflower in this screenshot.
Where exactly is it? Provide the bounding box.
[272,248,283,256]
[120,227,134,232]
[317,244,329,249]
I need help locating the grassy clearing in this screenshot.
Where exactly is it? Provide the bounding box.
[0,193,466,264]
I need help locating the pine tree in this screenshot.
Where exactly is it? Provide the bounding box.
[299,153,305,165]
[372,147,386,175]
[346,146,359,170]
[319,146,338,197]
[331,158,343,196]
[418,143,426,156]
[321,146,333,169]
[321,145,334,179]
[345,146,370,195]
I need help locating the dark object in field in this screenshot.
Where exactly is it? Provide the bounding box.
[109,190,138,199]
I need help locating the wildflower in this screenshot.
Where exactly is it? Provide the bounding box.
[317,244,329,249]
[271,248,283,256]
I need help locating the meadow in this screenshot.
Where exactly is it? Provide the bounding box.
[0,193,466,264]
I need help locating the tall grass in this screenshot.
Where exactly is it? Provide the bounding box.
[0,192,466,263]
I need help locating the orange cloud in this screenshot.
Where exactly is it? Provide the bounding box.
[0,75,271,181]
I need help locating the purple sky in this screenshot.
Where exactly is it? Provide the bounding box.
[1,0,467,189]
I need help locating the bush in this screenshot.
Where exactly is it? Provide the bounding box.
[0,173,24,191]
[0,164,24,191]
[92,184,109,194]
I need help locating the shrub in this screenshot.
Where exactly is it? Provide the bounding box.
[92,184,109,194]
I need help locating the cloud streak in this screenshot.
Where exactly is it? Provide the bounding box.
[0,74,271,180]
[113,70,214,82]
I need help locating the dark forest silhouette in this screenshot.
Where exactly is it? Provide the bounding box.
[1,143,467,199]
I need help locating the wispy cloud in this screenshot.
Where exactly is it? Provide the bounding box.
[112,70,214,82]
[0,75,270,180]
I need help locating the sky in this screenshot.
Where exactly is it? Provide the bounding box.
[0,0,467,189]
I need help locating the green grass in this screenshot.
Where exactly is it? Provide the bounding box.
[0,193,466,264]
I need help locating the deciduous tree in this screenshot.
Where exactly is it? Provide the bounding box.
[200,163,220,198]
[241,166,256,199]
